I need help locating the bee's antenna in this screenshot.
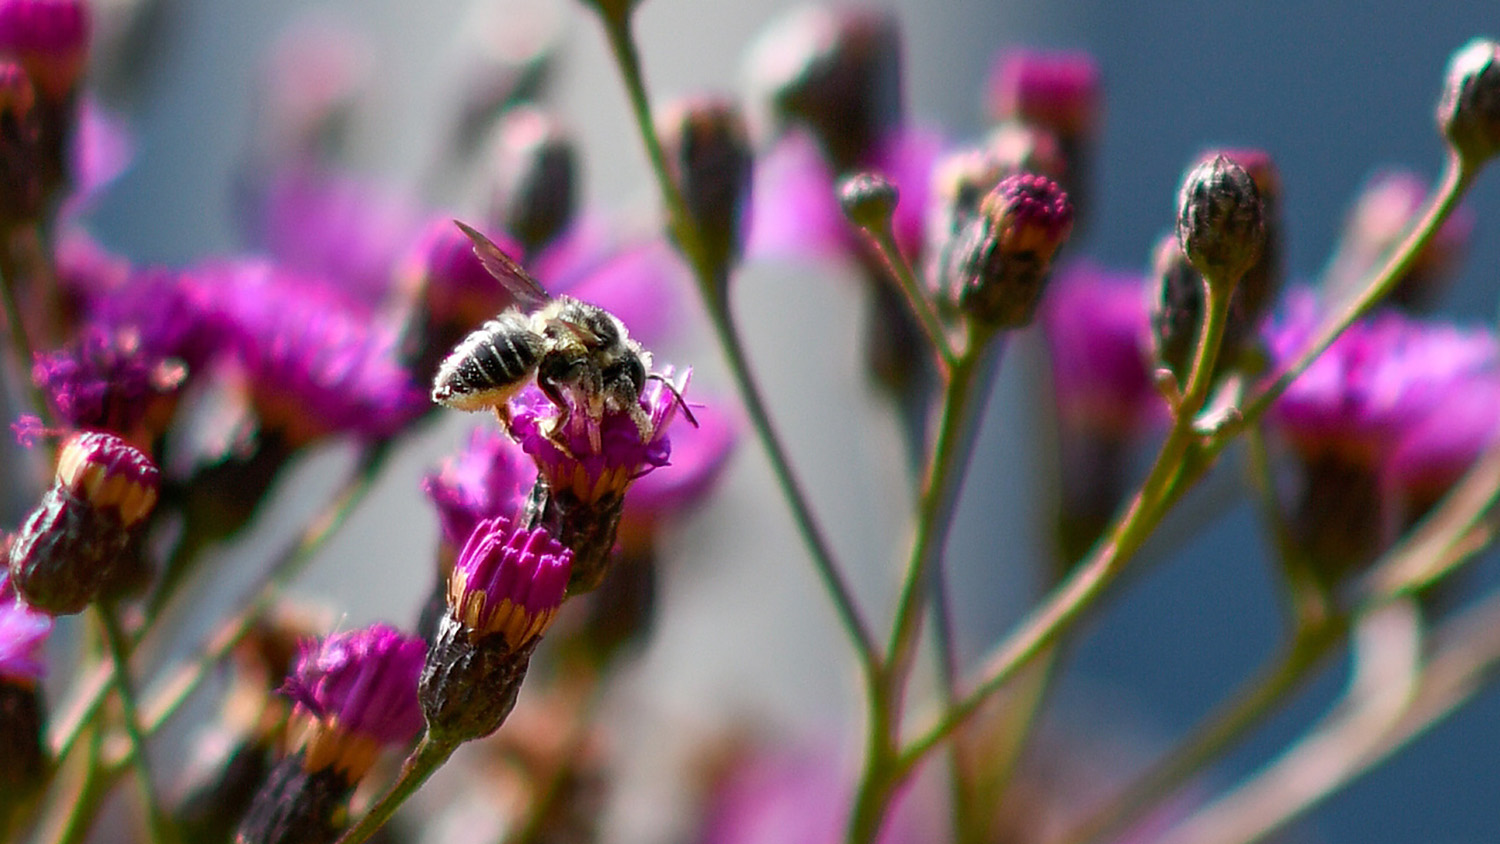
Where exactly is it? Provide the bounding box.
[647,372,699,428]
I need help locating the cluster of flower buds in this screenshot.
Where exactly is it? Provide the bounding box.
[8,430,159,614]
[236,625,425,844]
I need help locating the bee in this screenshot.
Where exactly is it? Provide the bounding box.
[431,221,693,450]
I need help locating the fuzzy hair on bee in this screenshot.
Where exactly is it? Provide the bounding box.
[431,222,695,450]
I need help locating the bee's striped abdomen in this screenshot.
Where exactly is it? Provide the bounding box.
[431,312,544,411]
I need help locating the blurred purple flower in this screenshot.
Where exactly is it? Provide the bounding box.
[423,427,534,551]
[0,575,52,683]
[1040,262,1158,435]
[281,624,425,751]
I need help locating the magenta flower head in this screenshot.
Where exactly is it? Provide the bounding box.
[1266,291,1498,576]
[447,516,571,649]
[1387,372,1500,519]
[239,625,424,844]
[421,517,570,744]
[212,260,426,448]
[279,625,425,777]
[32,325,188,444]
[0,0,90,102]
[507,370,692,593]
[8,431,160,614]
[0,572,50,814]
[986,49,1101,138]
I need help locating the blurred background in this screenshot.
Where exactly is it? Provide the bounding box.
[22,0,1500,841]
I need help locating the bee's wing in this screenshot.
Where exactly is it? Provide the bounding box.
[454,220,552,308]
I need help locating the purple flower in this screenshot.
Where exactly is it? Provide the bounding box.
[281,624,425,775]
[33,325,188,442]
[747,127,944,264]
[1266,290,1498,463]
[208,259,426,446]
[985,49,1101,138]
[1040,263,1158,435]
[507,370,692,506]
[0,0,90,101]
[0,575,52,684]
[619,400,736,550]
[246,164,426,309]
[1387,372,1500,512]
[397,217,525,332]
[422,427,534,551]
[448,516,571,648]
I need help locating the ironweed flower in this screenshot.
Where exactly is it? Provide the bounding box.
[211,259,426,448]
[1387,373,1500,521]
[938,172,1073,330]
[32,325,188,445]
[422,517,570,744]
[984,49,1101,227]
[8,431,159,614]
[1042,263,1158,565]
[238,625,424,844]
[0,573,50,817]
[507,370,692,593]
[1266,291,1498,578]
[0,0,89,195]
[423,427,534,555]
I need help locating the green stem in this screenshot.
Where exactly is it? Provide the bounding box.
[856,222,957,369]
[51,728,107,844]
[593,7,880,675]
[333,736,458,844]
[97,602,176,844]
[0,227,53,425]
[899,272,1234,777]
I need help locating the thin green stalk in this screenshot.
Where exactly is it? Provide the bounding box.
[593,8,880,674]
[51,728,106,844]
[97,602,175,844]
[0,229,53,424]
[898,274,1234,778]
[855,222,957,369]
[333,736,458,844]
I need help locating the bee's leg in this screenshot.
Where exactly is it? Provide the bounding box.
[627,402,653,442]
[537,374,576,455]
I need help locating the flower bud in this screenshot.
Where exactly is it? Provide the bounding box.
[421,517,570,744]
[488,107,577,256]
[1437,37,1500,166]
[1203,148,1282,335]
[8,432,160,615]
[1175,154,1265,289]
[0,61,43,229]
[837,171,898,233]
[1147,234,1203,386]
[744,5,902,171]
[942,173,1073,329]
[659,98,754,282]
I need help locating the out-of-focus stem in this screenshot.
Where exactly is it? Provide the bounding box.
[854,221,957,369]
[333,736,458,844]
[594,8,880,675]
[97,602,176,844]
